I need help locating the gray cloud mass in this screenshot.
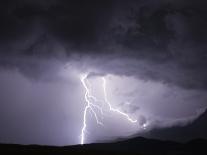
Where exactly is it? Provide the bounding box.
[0,0,207,145]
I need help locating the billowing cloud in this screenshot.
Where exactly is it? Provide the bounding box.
[0,0,207,145]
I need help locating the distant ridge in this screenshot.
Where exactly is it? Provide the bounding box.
[0,137,207,155]
[143,109,207,142]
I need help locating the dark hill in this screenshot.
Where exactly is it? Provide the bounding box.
[143,110,207,142]
[0,137,207,155]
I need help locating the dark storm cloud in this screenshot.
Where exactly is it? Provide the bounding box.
[0,0,207,145]
[0,0,113,53]
[0,0,207,89]
[104,0,207,90]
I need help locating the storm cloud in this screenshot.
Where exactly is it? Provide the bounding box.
[0,0,207,145]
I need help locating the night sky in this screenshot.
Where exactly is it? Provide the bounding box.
[0,0,207,146]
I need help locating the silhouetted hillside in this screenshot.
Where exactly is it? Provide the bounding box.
[0,137,207,155]
[143,110,207,142]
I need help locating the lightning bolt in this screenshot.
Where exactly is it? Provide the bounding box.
[102,77,137,123]
[80,74,103,145]
[80,74,137,144]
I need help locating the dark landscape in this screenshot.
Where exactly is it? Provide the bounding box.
[0,137,207,155]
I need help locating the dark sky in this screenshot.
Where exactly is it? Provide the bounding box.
[0,0,207,145]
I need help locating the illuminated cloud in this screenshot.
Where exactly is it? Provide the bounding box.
[0,0,207,145]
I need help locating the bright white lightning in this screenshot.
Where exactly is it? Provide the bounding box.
[80,74,103,145]
[80,74,137,144]
[102,77,137,123]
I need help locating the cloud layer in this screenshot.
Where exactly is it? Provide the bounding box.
[0,0,207,145]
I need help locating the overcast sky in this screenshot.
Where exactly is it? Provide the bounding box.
[0,0,207,145]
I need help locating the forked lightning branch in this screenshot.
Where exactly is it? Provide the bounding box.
[80,74,137,144]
